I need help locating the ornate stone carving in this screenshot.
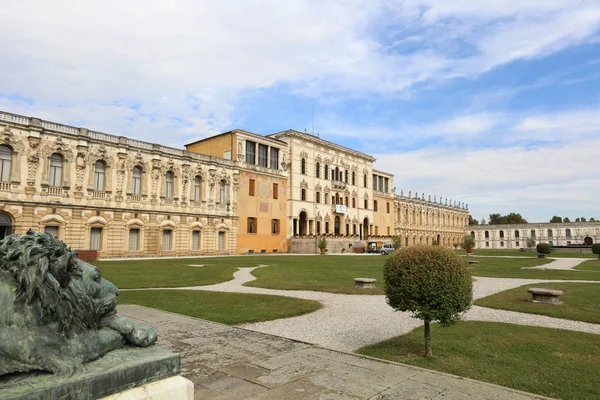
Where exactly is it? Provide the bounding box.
[75,151,87,192]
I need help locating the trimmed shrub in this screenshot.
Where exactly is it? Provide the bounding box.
[536,243,552,258]
[592,243,600,259]
[384,246,472,357]
[460,234,475,252]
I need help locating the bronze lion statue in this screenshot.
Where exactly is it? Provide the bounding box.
[0,232,157,376]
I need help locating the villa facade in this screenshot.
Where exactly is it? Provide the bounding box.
[0,110,469,257]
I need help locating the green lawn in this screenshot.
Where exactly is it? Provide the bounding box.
[475,282,600,324]
[245,255,386,294]
[456,249,596,258]
[575,259,600,271]
[357,321,600,400]
[468,256,600,280]
[118,290,322,325]
[96,258,257,288]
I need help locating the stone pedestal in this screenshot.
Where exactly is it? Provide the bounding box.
[354,278,376,289]
[101,375,193,400]
[527,288,564,305]
[0,347,189,400]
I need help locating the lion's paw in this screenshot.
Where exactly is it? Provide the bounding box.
[125,325,157,347]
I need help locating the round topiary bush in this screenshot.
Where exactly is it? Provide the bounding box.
[384,245,472,357]
[592,243,600,259]
[536,243,552,258]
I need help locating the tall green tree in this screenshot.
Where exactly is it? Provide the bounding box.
[488,213,528,225]
[581,217,587,222]
[550,216,562,223]
[591,218,596,222]
[575,218,581,222]
[468,215,479,225]
[563,217,571,223]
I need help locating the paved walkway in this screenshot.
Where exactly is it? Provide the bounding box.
[125,258,600,352]
[119,304,551,400]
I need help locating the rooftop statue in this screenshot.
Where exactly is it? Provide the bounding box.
[0,232,157,376]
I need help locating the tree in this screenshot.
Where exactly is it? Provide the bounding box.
[460,234,476,252]
[526,237,536,248]
[536,243,552,258]
[564,217,571,223]
[468,215,479,225]
[318,238,327,253]
[391,235,402,250]
[480,218,486,225]
[575,218,581,222]
[581,217,587,222]
[591,218,596,222]
[384,246,472,357]
[489,213,528,225]
[550,216,562,223]
[592,243,600,259]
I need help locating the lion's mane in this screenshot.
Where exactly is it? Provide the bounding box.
[0,232,100,336]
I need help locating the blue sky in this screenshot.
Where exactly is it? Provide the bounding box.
[1,0,599,223]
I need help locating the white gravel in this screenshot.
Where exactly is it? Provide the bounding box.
[130,258,600,352]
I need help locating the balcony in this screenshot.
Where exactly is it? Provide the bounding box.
[332,182,347,190]
[0,182,10,192]
[92,191,106,200]
[127,194,143,203]
[47,186,65,197]
[332,204,347,214]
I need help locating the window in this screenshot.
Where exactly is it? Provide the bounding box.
[379,176,383,192]
[384,178,389,193]
[499,230,504,238]
[515,230,520,238]
[352,198,356,208]
[93,160,105,191]
[0,145,11,182]
[90,227,102,250]
[324,165,329,179]
[345,170,348,183]
[352,171,355,185]
[345,196,349,206]
[301,158,306,175]
[219,180,227,203]
[248,217,257,234]
[132,167,142,195]
[548,229,553,238]
[218,231,225,250]
[566,228,571,237]
[271,219,280,234]
[246,141,256,165]
[44,226,59,238]
[162,230,172,251]
[374,200,378,211]
[324,194,328,205]
[192,231,200,250]
[316,221,321,233]
[373,175,377,191]
[194,176,202,200]
[269,147,279,169]
[485,242,489,247]
[258,144,268,167]
[470,231,475,237]
[316,162,320,178]
[335,167,339,181]
[375,226,379,235]
[301,188,306,201]
[386,202,390,213]
[129,229,139,251]
[500,241,504,247]
[516,241,520,247]
[316,192,320,203]
[364,199,368,209]
[363,174,367,188]
[165,171,173,198]
[325,221,329,234]
[530,230,536,238]
[49,153,63,187]
[249,179,255,196]
[485,231,489,238]
[273,183,278,199]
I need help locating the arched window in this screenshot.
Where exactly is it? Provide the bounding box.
[194,176,202,201]
[548,229,553,238]
[515,230,520,238]
[0,145,11,182]
[352,171,355,185]
[484,231,489,238]
[324,164,329,180]
[301,158,306,175]
[93,160,106,191]
[165,171,173,199]
[566,228,571,237]
[530,230,536,238]
[219,179,227,203]
[49,153,63,187]
[132,167,142,195]
[499,230,504,238]
[316,162,320,178]
[470,231,475,238]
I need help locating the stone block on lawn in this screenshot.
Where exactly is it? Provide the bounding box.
[527,288,564,305]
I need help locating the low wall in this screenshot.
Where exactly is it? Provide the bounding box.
[289,238,391,254]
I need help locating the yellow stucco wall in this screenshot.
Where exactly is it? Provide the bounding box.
[374,195,395,237]
[186,133,236,159]
[237,170,288,253]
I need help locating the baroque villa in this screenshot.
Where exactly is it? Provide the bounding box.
[0,110,468,258]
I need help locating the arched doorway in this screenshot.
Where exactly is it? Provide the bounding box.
[584,237,593,245]
[299,211,307,236]
[334,216,341,236]
[362,217,369,240]
[0,211,12,240]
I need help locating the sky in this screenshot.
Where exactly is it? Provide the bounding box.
[1,0,599,223]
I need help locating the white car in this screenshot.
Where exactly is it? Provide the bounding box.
[380,244,396,255]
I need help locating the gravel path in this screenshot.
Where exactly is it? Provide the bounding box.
[523,257,588,270]
[131,257,600,352]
